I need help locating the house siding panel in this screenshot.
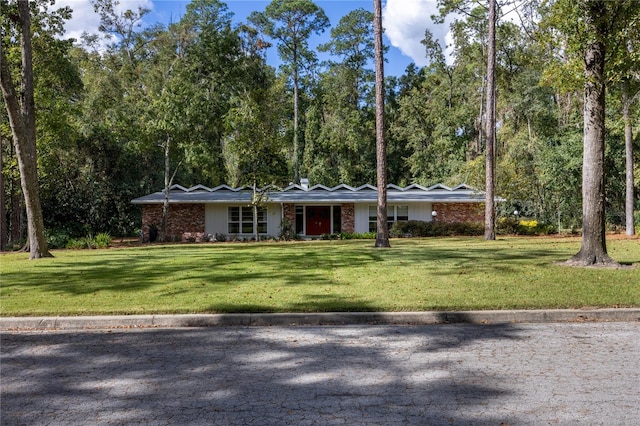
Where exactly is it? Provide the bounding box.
[408,202,433,222]
[354,203,370,234]
[205,205,228,236]
[267,205,281,237]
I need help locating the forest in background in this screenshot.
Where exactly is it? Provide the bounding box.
[1,0,638,245]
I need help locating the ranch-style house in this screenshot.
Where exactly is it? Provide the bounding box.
[131,180,487,242]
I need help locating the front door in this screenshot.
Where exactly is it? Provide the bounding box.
[305,206,331,236]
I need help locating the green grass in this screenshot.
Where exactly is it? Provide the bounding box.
[1,236,638,316]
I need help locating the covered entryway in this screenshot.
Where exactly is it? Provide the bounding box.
[305,206,331,236]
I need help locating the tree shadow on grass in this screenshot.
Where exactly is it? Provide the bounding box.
[1,323,526,425]
[3,240,636,315]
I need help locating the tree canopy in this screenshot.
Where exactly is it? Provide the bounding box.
[1,0,638,252]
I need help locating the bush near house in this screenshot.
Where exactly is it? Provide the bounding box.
[390,220,484,237]
[497,218,557,235]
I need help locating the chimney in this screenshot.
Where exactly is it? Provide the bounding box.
[300,178,309,190]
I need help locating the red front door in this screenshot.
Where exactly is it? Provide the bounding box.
[305,206,331,235]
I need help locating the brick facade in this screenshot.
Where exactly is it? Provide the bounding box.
[141,204,205,242]
[432,202,484,223]
[283,203,295,224]
[340,203,355,233]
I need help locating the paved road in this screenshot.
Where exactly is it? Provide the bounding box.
[2,322,639,425]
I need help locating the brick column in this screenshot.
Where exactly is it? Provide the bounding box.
[341,203,355,233]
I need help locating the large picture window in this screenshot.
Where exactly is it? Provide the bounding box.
[369,205,409,232]
[228,206,267,234]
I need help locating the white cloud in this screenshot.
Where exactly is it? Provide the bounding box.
[383,0,453,66]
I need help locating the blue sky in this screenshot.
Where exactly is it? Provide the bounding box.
[56,0,454,77]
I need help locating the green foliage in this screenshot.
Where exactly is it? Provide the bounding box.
[4,0,638,246]
[64,233,111,250]
[95,233,112,248]
[389,221,484,238]
[496,218,557,236]
[278,218,296,241]
[46,230,70,249]
[340,232,376,240]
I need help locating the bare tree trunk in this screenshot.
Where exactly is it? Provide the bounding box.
[484,0,497,241]
[567,1,615,266]
[622,83,635,236]
[160,136,181,242]
[373,0,389,248]
[293,55,300,184]
[0,1,51,259]
[161,137,171,242]
[253,180,259,242]
[0,132,6,251]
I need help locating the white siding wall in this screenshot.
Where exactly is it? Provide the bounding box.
[267,204,282,236]
[205,204,228,236]
[408,202,433,222]
[205,204,282,237]
[354,203,370,234]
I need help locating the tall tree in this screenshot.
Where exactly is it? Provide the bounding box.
[484,0,497,240]
[373,0,390,248]
[302,8,377,186]
[568,0,611,265]
[249,0,329,184]
[0,0,51,258]
[560,0,640,266]
[622,83,638,236]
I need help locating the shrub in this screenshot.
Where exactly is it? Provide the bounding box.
[66,237,94,250]
[497,218,557,235]
[47,230,71,249]
[278,218,296,241]
[95,233,112,248]
[389,220,483,238]
[339,232,376,240]
[497,218,520,235]
[321,233,340,240]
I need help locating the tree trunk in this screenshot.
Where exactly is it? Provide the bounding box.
[0,132,6,251]
[293,52,300,184]
[484,0,497,241]
[373,0,390,248]
[161,137,171,242]
[567,1,615,266]
[160,136,181,242]
[622,83,635,236]
[0,1,51,259]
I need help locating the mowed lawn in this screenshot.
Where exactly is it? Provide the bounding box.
[1,236,638,316]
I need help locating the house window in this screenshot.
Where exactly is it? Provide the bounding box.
[369,205,409,232]
[228,207,240,234]
[333,205,341,233]
[228,206,267,234]
[295,205,304,234]
[397,205,408,221]
[257,208,267,234]
[368,206,377,233]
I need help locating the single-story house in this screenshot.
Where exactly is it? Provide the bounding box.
[131,180,488,242]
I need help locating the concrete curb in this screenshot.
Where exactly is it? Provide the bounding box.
[1,309,639,330]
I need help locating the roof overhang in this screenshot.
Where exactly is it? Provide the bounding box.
[131,183,501,205]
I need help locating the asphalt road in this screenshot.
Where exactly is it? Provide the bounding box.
[2,322,639,425]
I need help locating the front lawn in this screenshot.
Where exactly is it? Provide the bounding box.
[1,236,638,316]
